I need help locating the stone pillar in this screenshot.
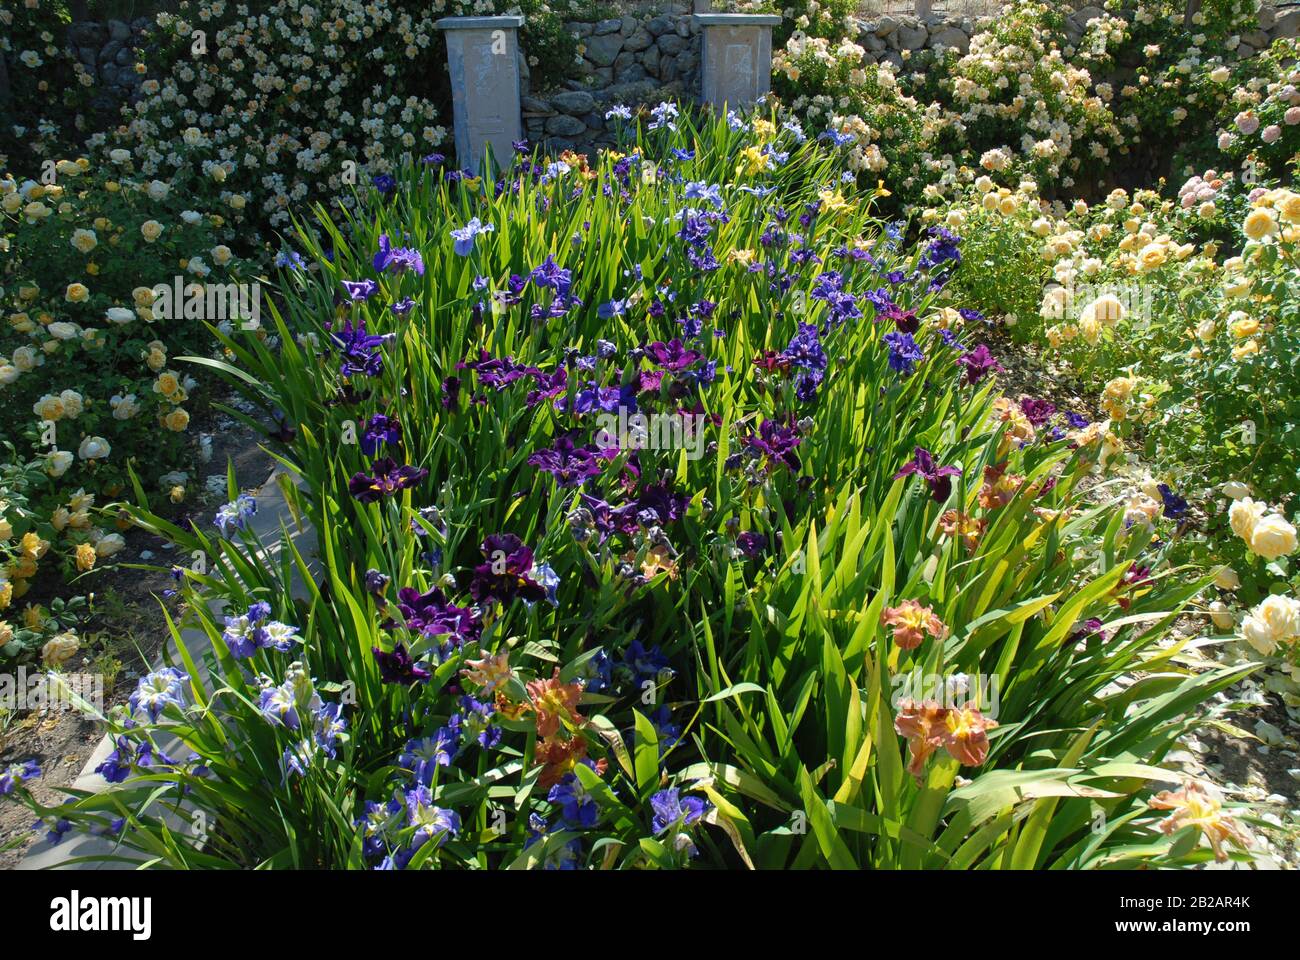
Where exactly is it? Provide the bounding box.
[435,16,524,174]
[694,14,782,110]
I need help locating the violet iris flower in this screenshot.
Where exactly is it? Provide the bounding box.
[742,419,802,472]
[894,447,962,502]
[528,436,607,487]
[342,278,379,301]
[361,414,402,457]
[373,234,425,276]
[372,643,432,684]
[883,331,925,376]
[469,534,547,606]
[348,458,428,502]
[330,317,392,378]
[956,344,1002,386]
[645,339,701,372]
[1018,397,1056,428]
[450,217,494,256]
[1158,483,1190,519]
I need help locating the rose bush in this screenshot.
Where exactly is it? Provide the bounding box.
[0,152,246,651]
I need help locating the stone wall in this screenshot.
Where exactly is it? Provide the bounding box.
[65,17,152,114]
[521,3,704,153]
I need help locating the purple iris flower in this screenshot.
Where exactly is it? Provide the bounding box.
[450,695,501,750]
[1019,397,1056,428]
[894,447,962,502]
[361,414,402,457]
[372,642,432,684]
[373,234,425,276]
[530,254,572,296]
[330,317,392,378]
[528,436,607,487]
[742,419,802,472]
[735,531,768,558]
[548,772,601,829]
[649,787,710,834]
[920,226,962,270]
[348,458,428,502]
[1158,483,1190,519]
[469,534,547,606]
[956,344,1002,386]
[883,331,925,376]
[450,217,494,256]
[342,278,380,301]
[646,339,701,372]
[399,730,457,785]
[780,323,828,400]
[0,760,41,796]
[387,585,480,648]
[467,350,539,390]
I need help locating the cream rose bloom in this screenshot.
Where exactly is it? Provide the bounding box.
[42,631,80,668]
[95,533,126,558]
[140,220,164,242]
[1240,594,1300,655]
[1250,513,1298,560]
[70,228,98,254]
[1208,601,1235,631]
[1214,566,1240,590]
[1229,497,1267,542]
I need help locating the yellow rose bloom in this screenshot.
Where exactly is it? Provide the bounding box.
[65,282,90,303]
[75,542,97,572]
[1243,208,1278,242]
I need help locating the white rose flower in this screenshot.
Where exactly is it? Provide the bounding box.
[46,450,74,477]
[77,436,111,460]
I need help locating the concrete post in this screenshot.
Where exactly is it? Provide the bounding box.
[435,16,525,174]
[694,14,782,110]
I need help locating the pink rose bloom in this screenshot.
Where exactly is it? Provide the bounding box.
[1236,111,1260,135]
[1262,124,1282,144]
[1285,106,1300,125]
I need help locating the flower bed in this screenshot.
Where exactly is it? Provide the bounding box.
[1,109,1262,869]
